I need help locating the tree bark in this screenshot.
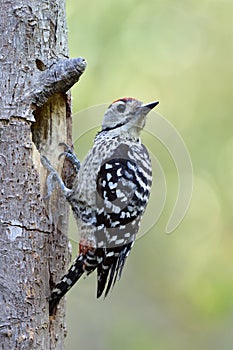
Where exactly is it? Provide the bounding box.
[0,1,86,348]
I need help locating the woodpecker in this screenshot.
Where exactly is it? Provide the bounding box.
[41,97,159,313]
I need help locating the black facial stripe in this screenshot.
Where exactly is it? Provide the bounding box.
[102,122,125,132]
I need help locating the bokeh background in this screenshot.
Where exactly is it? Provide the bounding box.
[65,1,233,349]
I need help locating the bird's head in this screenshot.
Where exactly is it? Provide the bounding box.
[102,97,159,138]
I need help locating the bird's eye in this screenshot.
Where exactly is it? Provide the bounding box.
[117,104,126,113]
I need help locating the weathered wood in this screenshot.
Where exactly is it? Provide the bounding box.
[0,1,86,348]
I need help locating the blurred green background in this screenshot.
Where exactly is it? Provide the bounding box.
[65,0,233,349]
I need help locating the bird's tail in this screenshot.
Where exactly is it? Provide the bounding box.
[49,254,85,314]
[97,243,133,298]
[49,243,133,314]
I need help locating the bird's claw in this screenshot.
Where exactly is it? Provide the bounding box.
[58,143,81,173]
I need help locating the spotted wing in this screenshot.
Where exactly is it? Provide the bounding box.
[96,143,152,246]
[94,143,152,296]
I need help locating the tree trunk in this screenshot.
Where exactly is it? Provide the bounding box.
[0,1,86,348]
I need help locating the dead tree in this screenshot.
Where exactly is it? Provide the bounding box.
[0,1,86,348]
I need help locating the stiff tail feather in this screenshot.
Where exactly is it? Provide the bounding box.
[97,243,133,298]
[49,255,85,314]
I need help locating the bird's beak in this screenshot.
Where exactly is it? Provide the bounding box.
[141,101,159,110]
[134,100,159,130]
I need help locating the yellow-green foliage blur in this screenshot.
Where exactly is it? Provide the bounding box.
[66,1,233,349]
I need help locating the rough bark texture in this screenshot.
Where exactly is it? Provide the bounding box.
[0,1,86,349]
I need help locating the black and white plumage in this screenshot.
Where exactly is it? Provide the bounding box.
[42,97,159,314]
